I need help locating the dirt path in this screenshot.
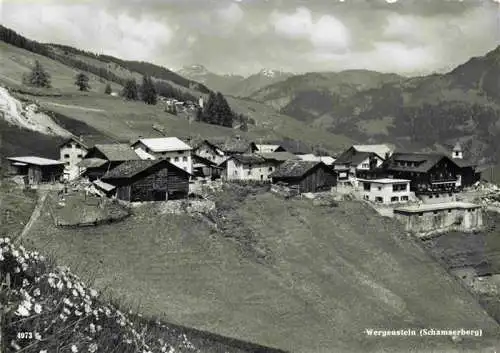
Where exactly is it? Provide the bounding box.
[17,190,49,241]
[43,102,105,112]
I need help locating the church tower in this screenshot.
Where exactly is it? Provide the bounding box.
[452,142,463,159]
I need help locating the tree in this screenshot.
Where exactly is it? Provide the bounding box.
[215,92,234,127]
[141,75,157,105]
[27,60,51,88]
[122,79,138,100]
[104,83,112,95]
[75,72,90,91]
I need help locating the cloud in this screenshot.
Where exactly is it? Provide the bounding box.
[2,2,173,61]
[1,0,498,76]
[270,7,350,52]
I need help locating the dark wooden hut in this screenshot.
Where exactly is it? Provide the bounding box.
[101,159,191,202]
[270,160,337,193]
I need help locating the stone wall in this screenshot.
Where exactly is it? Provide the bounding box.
[394,207,484,238]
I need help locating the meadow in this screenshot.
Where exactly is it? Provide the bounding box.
[18,184,500,353]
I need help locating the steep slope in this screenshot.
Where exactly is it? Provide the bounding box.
[25,187,500,353]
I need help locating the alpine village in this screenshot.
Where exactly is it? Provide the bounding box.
[1,16,500,353]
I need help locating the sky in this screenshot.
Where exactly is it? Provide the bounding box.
[2,0,499,76]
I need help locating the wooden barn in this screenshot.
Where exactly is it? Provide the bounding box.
[6,156,65,185]
[192,154,222,180]
[101,159,191,202]
[270,160,337,193]
[78,144,140,181]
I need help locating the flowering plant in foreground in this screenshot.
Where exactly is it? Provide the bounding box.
[0,237,198,353]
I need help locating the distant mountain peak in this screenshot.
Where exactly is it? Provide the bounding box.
[259,68,282,78]
[180,64,209,74]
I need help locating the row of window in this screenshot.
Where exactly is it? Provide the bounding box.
[161,156,188,162]
[417,208,475,217]
[428,193,453,199]
[373,196,409,202]
[63,154,83,159]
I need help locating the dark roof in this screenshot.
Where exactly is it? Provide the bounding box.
[93,144,141,162]
[265,140,312,154]
[231,154,268,165]
[453,158,478,168]
[334,150,373,166]
[270,160,333,179]
[102,160,158,179]
[258,152,299,162]
[60,135,116,149]
[192,154,219,167]
[384,152,460,173]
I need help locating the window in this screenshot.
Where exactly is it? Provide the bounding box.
[378,186,382,191]
[64,154,70,158]
[145,148,150,153]
[363,183,371,191]
[433,211,439,215]
[167,157,171,162]
[418,212,423,217]
[182,156,187,162]
[177,151,183,154]
[391,196,399,202]
[435,194,439,198]
[392,183,407,192]
[449,193,453,197]
[401,196,409,201]
[375,197,383,203]
[448,210,452,213]
[269,167,273,172]
[162,152,166,155]
[362,163,369,168]
[174,157,179,162]
[429,195,433,199]
[65,162,69,166]
[77,154,82,158]
[248,170,251,176]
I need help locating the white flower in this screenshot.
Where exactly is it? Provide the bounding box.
[40,350,47,353]
[33,288,41,296]
[22,279,30,287]
[12,250,19,258]
[14,267,20,273]
[34,332,42,340]
[34,303,42,314]
[89,323,96,334]
[75,310,82,316]
[88,343,98,353]
[71,345,78,353]
[48,277,56,287]
[72,289,78,297]
[22,263,28,271]
[89,289,98,297]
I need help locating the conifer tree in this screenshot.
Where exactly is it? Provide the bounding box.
[122,79,138,100]
[27,60,51,88]
[75,72,90,91]
[141,75,157,105]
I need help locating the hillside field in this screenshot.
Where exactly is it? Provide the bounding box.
[21,185,500,353]
[1,40,354,156]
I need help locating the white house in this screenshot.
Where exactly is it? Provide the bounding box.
[358,178,411,204]
[223,152,298,181]
[193,139,257,166]
[131,137,193,174]
[59,135,114,181]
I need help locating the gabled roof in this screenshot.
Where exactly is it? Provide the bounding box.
[230,154,269,165]
[270,160,334,179]
[334,150,374,166]
[257,152,300,162]
[384,152,460,173]
[102,159,191,180]
[92,144,141,162]
[453,158,478,168]
[7,156,64,166]
[192,154,219,167]
[352,144,394,159]
[133,137,192,152]
[77,158,107,168]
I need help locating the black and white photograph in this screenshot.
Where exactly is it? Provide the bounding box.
[1,0,500,352]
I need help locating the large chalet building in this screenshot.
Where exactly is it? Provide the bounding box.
[132,137,193,174]
[333,144,394,185]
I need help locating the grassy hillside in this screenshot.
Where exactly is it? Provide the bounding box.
[23,185,500,353]
[1,33,354,156]
[0,41,121,94]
